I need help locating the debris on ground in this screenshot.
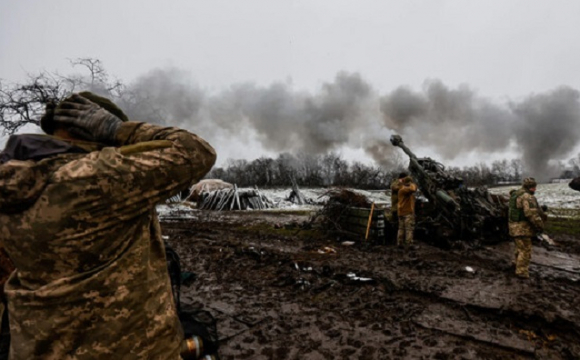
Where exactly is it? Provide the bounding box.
[163,210,580,359]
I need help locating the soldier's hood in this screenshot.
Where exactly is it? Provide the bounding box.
[0,134,89,213]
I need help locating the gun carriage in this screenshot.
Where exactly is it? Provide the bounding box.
[390,135,508,245]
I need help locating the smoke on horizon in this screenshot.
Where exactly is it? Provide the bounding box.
[121,68,580,179]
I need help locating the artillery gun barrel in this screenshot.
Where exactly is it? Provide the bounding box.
[391,134,458,212]
[390,135,417,160]
[390,134,428,186]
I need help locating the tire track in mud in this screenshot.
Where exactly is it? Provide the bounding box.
[162,216,580,359]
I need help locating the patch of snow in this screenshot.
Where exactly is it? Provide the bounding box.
[157,203,199,219]
[490,182,580,209]
[157,183,579,219]
[347,272,373,282]
[259,188,389,209]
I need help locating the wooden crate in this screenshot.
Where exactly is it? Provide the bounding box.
[339,206,386,241]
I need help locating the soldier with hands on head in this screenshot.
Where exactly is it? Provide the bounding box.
[508,177,546,279]
[397,174,417,250]
[0,92,216,359]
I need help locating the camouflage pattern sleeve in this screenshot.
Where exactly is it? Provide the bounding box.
[1,122,216,359]
[51,122,216,217]
[116,121,216,183]
[521,193,544,232]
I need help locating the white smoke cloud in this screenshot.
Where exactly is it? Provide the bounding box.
[120,68,580,178]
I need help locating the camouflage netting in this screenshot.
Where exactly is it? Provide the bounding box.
[316,189,372,233]
[323,189,372,208]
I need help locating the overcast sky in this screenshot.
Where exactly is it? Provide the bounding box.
[2,0,580,169]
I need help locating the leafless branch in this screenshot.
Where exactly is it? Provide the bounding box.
[0,58,125,135]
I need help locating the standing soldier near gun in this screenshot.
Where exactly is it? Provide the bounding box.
[0,92,216,359]
[389,172,406,242]
[508,177,546,279]
[397,175,417,250]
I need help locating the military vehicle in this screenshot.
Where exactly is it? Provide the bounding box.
[390,135,509,245]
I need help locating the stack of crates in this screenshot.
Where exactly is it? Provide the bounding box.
[339,206,387,242]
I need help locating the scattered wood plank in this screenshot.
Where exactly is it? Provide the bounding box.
[198,185,274,211]
[287,179,308,205]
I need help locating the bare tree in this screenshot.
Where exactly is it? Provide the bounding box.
[0,72,66,134]
[0,58,124,135]
[491,159,511,183]
[510,159,523,182]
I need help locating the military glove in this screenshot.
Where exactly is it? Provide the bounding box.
[53,94,123,144]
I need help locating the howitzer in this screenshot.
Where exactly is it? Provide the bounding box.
[390,135,508,243]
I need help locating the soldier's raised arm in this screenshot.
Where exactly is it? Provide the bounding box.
[399,182,417,196]
[52,93,216,216]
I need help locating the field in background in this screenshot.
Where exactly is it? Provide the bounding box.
[161,182,579,218]
[490,182,580,210]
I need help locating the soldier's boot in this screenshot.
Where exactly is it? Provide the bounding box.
[515,259,530,279]
[515,272,530,280]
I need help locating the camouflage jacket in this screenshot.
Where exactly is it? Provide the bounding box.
[0,122,216,359]
[397,178,417,217]
[508,188,545,237]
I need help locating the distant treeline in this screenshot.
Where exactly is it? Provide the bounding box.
[206,154,532,189]
[560,152,580,179]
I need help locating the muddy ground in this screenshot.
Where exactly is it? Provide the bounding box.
[162,210,580,359]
